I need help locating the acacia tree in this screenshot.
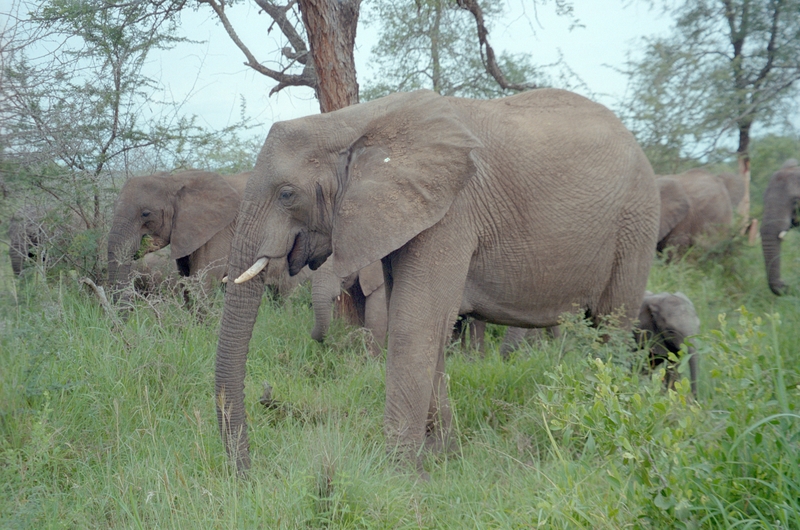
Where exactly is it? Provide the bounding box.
[362,0,541,100]
[0,0,250,279]
[622,0,800,219]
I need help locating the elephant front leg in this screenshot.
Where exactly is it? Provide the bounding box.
[382,246,470,475]
[364,285,388,356]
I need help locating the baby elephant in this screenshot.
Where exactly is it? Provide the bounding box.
[635,291,700,396]
[498,292,700,396]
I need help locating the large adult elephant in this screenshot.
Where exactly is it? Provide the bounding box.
[310,260,387,356]
[216,89,660,474]
[761,159,800,295]
[656,169,738,252]
[107,170,251,295]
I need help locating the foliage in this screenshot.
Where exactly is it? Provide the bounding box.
[2,226,800,526]
[1,0,257,280]
[749,133,800,214]
[361,0,569,100]
[621,0,800,170]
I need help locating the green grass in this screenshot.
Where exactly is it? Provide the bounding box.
[2,232,800,528]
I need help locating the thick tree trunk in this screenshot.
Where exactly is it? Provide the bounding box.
[298,0,360,113]
[298,0,361,322]
[736,124,752,222]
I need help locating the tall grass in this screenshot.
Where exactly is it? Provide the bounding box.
[2,232,799,528]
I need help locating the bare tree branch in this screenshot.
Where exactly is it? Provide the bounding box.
[198,0,316,96]
[253,0,308,64]
[455,0,536,91]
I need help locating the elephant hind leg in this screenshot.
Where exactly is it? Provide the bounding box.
[594,225,656,331]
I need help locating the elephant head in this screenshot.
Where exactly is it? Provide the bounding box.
[760,159,800,295]
[107,170,243,295]
[636,291,700,396]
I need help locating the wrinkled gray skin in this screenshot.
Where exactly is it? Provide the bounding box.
[216,89,659,474]
[108,170,251,296]
[635,291,700,397]
[310,259,388,356]
[657,169,741,252]
[761,159,800,295]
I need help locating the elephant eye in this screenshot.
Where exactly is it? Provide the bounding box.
[278,188,295,205]
[141,210,151,218]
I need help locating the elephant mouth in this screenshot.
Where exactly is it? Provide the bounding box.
[133,234,167,260]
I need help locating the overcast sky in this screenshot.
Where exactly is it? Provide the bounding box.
[146,1,672,137]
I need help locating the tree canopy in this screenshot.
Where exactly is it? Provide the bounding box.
[622,0,800,177]
[361,0,542,100]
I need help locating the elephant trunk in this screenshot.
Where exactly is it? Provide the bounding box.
[310,265,339,342]
[682,346,699,398]
[107,219,142,296]
[761,235,785,295]
[215,231,266,473]
[9,224,26,276]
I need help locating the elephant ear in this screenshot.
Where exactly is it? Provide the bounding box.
[170,172,241,260]
[331,91,482,278]
[657,177,690,242]
[358,260,384,297]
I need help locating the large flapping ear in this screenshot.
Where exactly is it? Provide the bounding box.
[657,177,690,242]
[331,91,482,278]
[170,172,241,260]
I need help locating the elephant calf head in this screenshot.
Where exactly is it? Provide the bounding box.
[636,291,700,396]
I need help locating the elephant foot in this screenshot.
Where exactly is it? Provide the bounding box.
[769,281,787,296]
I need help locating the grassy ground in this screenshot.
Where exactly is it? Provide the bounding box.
[2,232,799,529]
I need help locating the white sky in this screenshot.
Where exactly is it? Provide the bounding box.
[147,1,673,137]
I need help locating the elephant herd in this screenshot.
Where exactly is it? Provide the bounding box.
[7,88,800,477]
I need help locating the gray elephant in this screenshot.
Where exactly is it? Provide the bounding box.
[635,291,700,397]
[761,159,800,295]
[657,169,741,252]
[108,170,252,295]
[500,292,699,396]
[310,259,388,356]
[216,88,660,474]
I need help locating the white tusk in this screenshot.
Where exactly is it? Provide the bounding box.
[778,230,787,240]
[221,276,228,283]
[234,257,268,284]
